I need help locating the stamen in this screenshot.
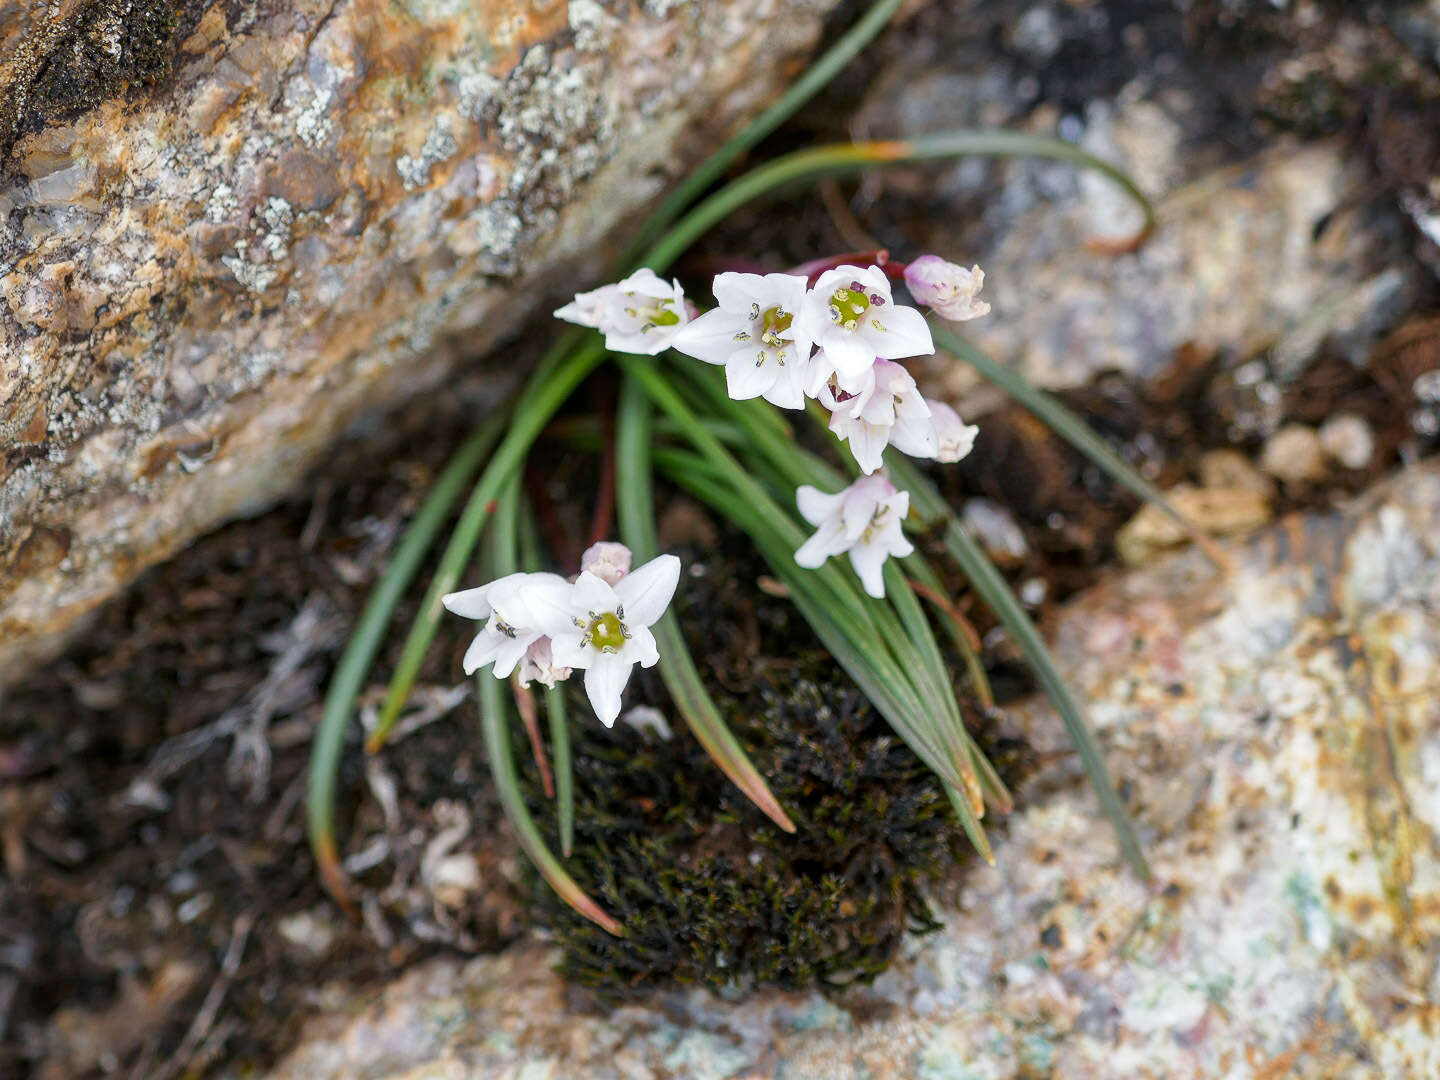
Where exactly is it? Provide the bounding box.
[733,331,751,341]
[749,302,760,321]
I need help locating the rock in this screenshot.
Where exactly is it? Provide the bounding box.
[1114,482,1270,567]
[263,459,1440,1079]
[1320,413,1378,471]
[961,497,1029,564]
[1196,448,1276,502]
[1259,423,1328,484]
[0,0,843,683]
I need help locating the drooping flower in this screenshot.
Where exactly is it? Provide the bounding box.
[554,268,690,354]
[670,272,813,408]
[816,359,937,474]
[516,637,572,690]
[794,473,914,599]
[928,401,980,463]
[530,554,681,726]
[580,541,632,586]
[442,571,570,678]
[793,264,934,391]
[902,255,990,322]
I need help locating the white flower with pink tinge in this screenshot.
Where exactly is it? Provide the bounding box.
[794,473,914,599]
[813,358,937,474]
[928,401,979,463]
[441,571,570,678]
[554,268,690,355]
[793,264,934,392]
[529,554,681,726]
[671,272,813,409]
[903,255,990,322]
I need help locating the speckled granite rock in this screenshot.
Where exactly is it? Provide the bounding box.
[260,461,1440,1079]
[0,0,840,682]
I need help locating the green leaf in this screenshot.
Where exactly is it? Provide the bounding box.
[886,454,1151,880]
[614,373,796,832]
[305,411,507,909]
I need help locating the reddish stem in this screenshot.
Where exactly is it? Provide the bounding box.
[788,248,889,285]
[512,676,554,799]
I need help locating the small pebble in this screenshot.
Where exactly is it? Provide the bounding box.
[962,499,1030,564]
[1259,424,1327,484]
[1318,414,1375,471]
[1198,449,1275,502]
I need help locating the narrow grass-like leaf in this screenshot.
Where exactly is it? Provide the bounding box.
[637,130,1155,272]
[619,0,905,266]
[614,373,796,832]
[929,326,1228,569]
[886,454,1151,880]
[478,673,621,934]
[369,339,607,746]
[306,412,507,909]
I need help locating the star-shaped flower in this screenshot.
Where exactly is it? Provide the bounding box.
[793,264,934,391]
[794,473,914,599]
[671,272,813,408]
[530,554,681,726]
[555,268,691,355]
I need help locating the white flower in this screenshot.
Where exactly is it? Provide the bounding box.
[517,637,572,689]
[817,359,937,474]
[903,255,990,322]
[670,272,813,408]
[580,541,632,586]
[793,264,934,391]
[794,474,914,599]
[530,554,681,726]
[442,571,570,678]
[554,268,690,355]
[928,401,979,463]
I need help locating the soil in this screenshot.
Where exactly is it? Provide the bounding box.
[4,0,1440,1076]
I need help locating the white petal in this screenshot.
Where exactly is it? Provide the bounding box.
[845,421,890,474]
[626,624,660,668]
[613,554,680,627]
[724,349,777,400]
[712,271,765,312]
[571,571,620,615]
[671,308,744,366]
[888,413,938,460]
[795,519,848,568]
[442,586,493,620]
[462,630,505,676]
[849,540,891,599]
[763,357,808,410]
[550,631,591,670]
[820,330,877,382]
[795,485,844,526]
[490,634,536,679]
[584,654,634,727]
[870,304,935,360]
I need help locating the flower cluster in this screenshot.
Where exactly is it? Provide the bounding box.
[555,255,986,600]
[444,542,680,727]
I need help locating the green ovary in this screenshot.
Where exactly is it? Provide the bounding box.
[588,612,627,651]
[828,288,870,331]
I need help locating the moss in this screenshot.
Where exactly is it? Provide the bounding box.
[523,535,1032,996]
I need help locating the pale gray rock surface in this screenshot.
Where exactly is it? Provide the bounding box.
[0,0,841,681]
[263,461,1440,1079]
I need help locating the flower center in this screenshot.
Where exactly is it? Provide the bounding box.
[828,282,885,332]
[626,294,681,334]
[587,610,628,651]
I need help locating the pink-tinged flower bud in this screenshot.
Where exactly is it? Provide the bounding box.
[580,541,632,586]
[903,255,991,322]
[927,401,979,463]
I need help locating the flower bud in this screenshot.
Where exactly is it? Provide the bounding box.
[903,255,990,322]
[928,401,979,463]
[580,541,632,585]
